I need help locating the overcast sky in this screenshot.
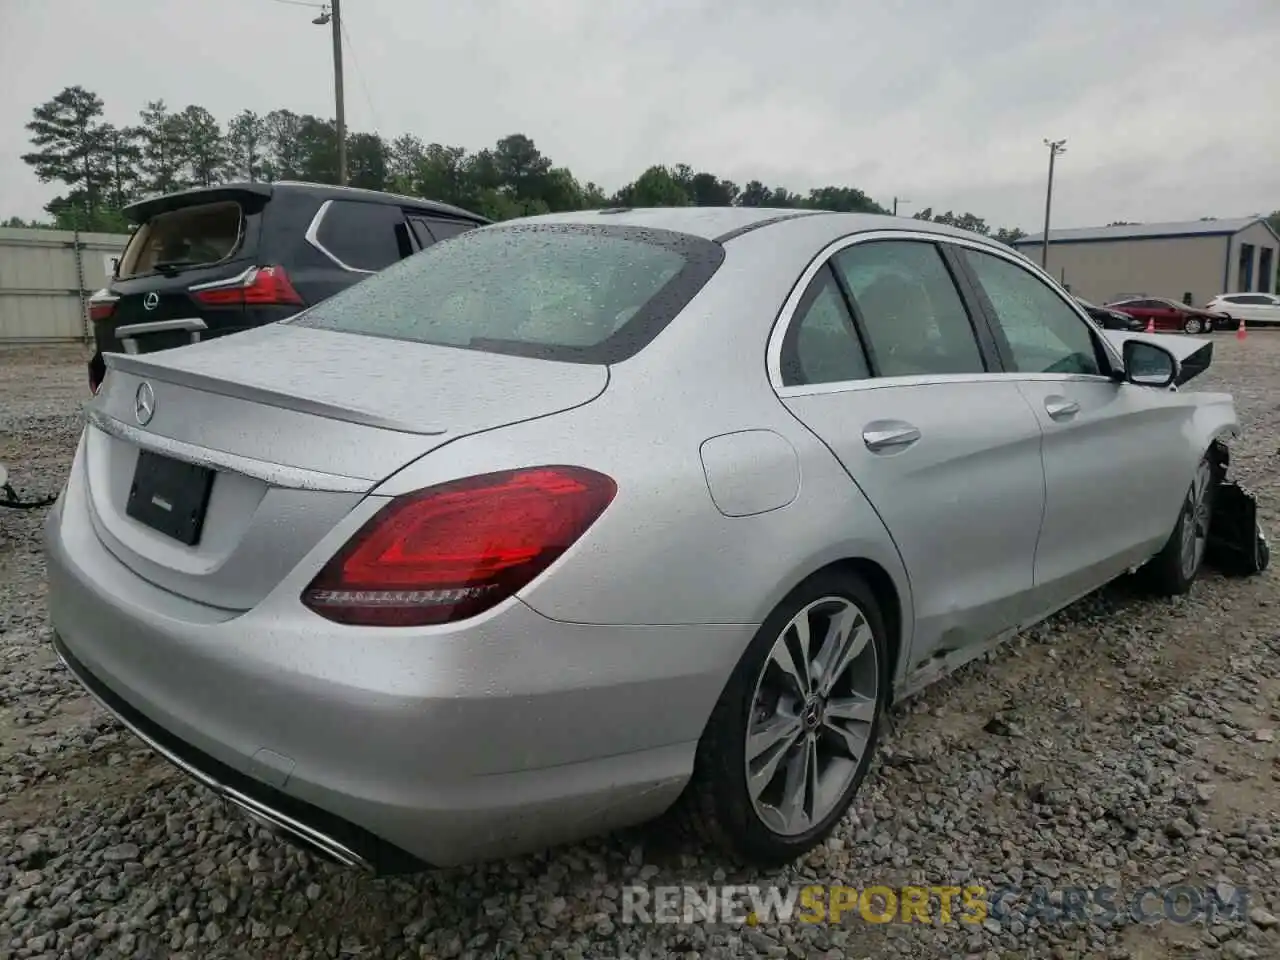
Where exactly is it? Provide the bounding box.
[2,0,1278,230]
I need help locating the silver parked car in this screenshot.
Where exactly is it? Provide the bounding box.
[47,208,1244,872]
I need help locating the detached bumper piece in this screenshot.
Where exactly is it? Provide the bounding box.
[53,634,429,876]
[1207,480,1270,576]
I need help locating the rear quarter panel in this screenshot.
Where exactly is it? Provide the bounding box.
[368,237,913,636]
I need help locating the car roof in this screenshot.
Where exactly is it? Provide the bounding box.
[505,206,1019,251]
[123,180,488,224]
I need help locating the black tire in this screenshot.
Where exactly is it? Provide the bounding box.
[1142,455,1215,596]
[673,569,890,867]
[88,351,106,394]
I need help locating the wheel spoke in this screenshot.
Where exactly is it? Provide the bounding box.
[1195,497,1211,537]
[816,609,870,696]
[746,712,802,763]
[804,736,819,824]
[1193,464,1209,503]
[777,735,816,831]
[790,614,814,691]
[746,719,802,800]
[823,717,871,763]
[824,693,877,724]
[1181,463,1213,577]
[771,618,812,698]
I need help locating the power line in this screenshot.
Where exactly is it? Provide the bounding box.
[267,0,327,8]
[339,17,383,135]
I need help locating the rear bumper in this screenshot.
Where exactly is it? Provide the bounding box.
[53,633,407,872]
[44,461,750,868]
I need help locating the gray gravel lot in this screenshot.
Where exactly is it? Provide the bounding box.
[2,337,1279,960]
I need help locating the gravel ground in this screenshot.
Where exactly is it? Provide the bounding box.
[2,337,1279,960]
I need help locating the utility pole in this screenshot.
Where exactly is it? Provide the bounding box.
[893,196,910,217]
[331,0,347,185]
[314,2,347,185]
[1041,139,1067,269]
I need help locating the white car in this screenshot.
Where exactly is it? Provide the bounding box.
[1205,293,1280,327]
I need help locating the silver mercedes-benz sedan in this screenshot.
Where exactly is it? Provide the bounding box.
[46,207,1242,873]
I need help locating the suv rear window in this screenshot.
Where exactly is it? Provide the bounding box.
[289,223,725,363]
[117,201,244,279]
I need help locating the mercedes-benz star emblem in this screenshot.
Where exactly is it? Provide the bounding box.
[143,292,160,311]
[134,382,156,426]
[802,697,824,731]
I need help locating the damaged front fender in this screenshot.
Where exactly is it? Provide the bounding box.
[1205,441,1271,577]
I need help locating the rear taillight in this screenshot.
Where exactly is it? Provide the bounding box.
[191,266,304,307]
[302,466,617,627]
[87,291,118,323]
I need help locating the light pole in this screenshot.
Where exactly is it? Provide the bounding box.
[1041,139,1067,269]
[313,2,347,185]
[893,196,910,217]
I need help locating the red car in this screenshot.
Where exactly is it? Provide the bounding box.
[1104,296,1230,335]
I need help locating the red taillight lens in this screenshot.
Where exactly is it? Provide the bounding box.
[192,266,304,307]
[87,296,117,323]
[302,466,617,627]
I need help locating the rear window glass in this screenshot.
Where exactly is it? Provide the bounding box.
[289,222,725,363]
[117,201,244,279]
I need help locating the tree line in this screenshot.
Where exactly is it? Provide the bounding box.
[10,84,1048,244]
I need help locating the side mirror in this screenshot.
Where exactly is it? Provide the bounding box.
[1122,339,1178,388]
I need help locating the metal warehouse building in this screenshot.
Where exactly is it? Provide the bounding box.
[1012,216,1279,308]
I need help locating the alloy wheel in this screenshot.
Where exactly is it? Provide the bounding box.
[1180,460,1212,579]
[744,596,879,837]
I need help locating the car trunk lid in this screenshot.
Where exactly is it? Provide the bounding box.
[85,323,609,610]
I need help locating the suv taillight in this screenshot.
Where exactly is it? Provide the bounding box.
[191,266,304,306]
[301,466,617,627]
[87,291,118,323]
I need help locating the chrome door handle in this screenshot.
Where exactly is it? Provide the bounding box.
[862,422,921,452]
[1044,397,1080,420]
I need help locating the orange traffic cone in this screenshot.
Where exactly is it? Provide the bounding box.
[1145,317,1155,333]
[1237,318,1247,341]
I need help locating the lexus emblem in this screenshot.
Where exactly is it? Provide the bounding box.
[143,292,160,311]
[134,382,156,426]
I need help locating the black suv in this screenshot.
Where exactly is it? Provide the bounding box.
[86,180,489,392]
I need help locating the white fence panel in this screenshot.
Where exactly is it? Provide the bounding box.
[0,227,131,344]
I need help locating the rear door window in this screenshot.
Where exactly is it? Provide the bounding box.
[290,223,725,364]
[832,240,987,377]
[780,266,871,387]
[407,216,477,249]
[116,201,244,279]
[421,218,475,242]
[315,200,408,272]
[406,217,435,250]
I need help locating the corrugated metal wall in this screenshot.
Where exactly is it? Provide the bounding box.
[0,227,131,343]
